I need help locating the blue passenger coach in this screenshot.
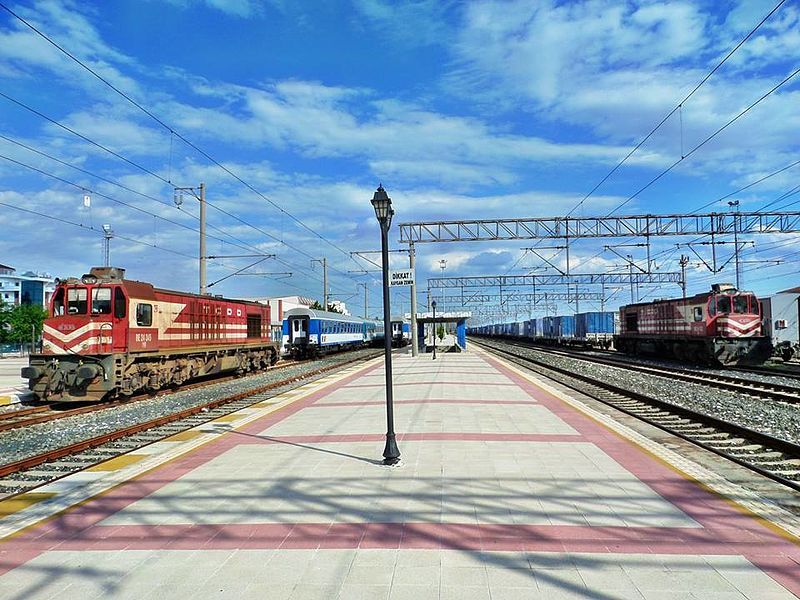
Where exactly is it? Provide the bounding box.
[283,307,381,358]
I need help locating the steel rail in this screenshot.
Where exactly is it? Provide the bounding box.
[497,339,800,403]
[0,351,380,480]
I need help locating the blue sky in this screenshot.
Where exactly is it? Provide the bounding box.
[1,0,799,321]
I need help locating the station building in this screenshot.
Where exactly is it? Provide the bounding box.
[0,263,56,309]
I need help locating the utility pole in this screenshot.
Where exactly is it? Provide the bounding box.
[409,242,418,357]
[102,224,113,267]
[729,200,741,289]
[312,258,328,310]
[358,282,368,319]
[174,183,206,295]
[195,185,207,294]
[438,259,447,312]
[628,255,635,303]
[575,283,579,314]
[679,255,689,299]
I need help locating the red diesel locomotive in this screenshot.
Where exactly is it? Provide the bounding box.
[22,267,279,401]
[613,283,772,366]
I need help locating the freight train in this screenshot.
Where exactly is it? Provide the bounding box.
[469,311,616,349]
[21,267,280,402]
[468,284,773,367]
[614,284,771,366]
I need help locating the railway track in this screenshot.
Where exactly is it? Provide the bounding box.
[0,359,307,434]
[476,338,800,492]
[496,338,800,404]
[0,350,382,499]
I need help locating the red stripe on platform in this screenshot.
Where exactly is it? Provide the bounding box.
[345,381,518,388]
[35,521,783,557]
[480,353,800,595]
[250,433,582,444]
[309,399,540,408]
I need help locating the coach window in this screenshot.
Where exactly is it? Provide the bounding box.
[114,288,127,319]
[67,287,88,314]
[693,307,703,321]
[708,298,717,317]
[52,287,65,316]
[136,303,153,327]
[92,287,112,314]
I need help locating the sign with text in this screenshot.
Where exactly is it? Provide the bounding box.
[389,269,415,287]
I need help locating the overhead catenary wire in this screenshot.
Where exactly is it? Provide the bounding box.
[0,89,369,288]
[606,65,800,216]
[0,90,359,294]
[0,133,263,250]
[0,1,364,269]
[565,0,789,218]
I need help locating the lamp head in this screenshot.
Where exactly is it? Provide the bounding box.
[371,185,393,224]
[431,300,437,310]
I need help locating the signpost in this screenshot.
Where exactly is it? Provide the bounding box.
[390,269,414,287]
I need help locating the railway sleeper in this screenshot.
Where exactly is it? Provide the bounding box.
[703,437,748,446]
[718,444,765,454]
[691,432,736,441]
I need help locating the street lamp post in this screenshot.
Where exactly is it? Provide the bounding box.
[431,300,437,360]
[371,185,400,466]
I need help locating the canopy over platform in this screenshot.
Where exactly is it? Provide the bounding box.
[406,311,471,351]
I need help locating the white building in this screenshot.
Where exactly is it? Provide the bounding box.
[241,295,315,340]
[0,263,56,308]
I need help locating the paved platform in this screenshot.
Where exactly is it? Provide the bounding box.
[0,356,30,405]
[0,351,799,599]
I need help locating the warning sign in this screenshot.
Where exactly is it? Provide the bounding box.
[389,269,415,287]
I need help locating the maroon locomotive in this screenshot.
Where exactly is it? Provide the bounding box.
[22,267,279,401]
[613,283,772,366]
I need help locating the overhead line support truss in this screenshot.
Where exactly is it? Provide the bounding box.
[398,211,800,243]
[427,272,683,288]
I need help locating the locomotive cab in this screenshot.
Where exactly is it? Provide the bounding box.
[22,267,129,400]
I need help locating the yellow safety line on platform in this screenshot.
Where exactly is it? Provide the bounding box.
[86,454,147,472]
[0,356,384,540]
[0,492,57,519]
[165,430,205,442]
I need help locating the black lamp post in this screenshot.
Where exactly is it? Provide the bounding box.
[371,185,400,466]
[431,300,437,360]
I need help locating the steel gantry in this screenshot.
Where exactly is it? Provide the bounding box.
[398,211,800,243]
[429,291,605,304]
[427,272,683,289]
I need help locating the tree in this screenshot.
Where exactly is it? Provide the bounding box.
[0,299,9,343]
[308,300,343,314]
[6,303,47,345]
[437,324,445,341]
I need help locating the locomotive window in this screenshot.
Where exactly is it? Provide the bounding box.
[53,287,65,316]
[693,307,703,321]
[114,288,126,319]
[136,303,153,327]
[91,287,112,314]
[716,296,731,314]
[67,288,88,314]
[733,295,749,314]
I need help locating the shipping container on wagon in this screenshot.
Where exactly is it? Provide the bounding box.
[524,319,535,338]
[534,317,545,338]
[555,315,576,338]
[542,316,558,338]
[575,312,616,338]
